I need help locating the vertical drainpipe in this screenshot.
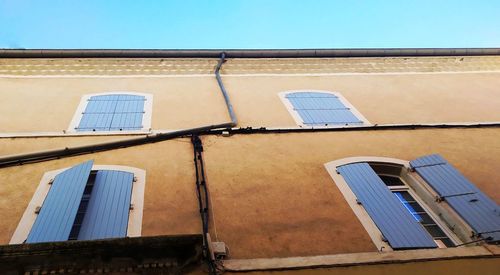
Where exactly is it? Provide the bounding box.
[215,52,237,126]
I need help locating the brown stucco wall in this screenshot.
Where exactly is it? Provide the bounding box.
[1,128,498,259]
[0,138,201,244]
[201,128,500,258]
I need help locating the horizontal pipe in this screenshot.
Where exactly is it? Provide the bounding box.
[205,122,500,135]
[0,48,499,59]
[1,122,499,168]
[0,123,232,168]
[0,53,237,168]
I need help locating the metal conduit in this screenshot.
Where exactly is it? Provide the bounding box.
[205,122,500,135]
[0,48,499,58]
[0,53,237,168]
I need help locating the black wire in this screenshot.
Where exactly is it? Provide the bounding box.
[191,135,217,275]
[455,237,492,247]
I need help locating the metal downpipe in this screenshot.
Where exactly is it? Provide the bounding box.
[0,53,237,168]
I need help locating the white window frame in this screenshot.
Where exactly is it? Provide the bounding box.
[10,164,146,244]
[278,90,371,128]
[324,156,462,251]
[67,91,153,134]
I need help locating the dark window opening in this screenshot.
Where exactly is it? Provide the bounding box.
[369,163,403,177]
[68,171,97,240]
[379,175,405,186]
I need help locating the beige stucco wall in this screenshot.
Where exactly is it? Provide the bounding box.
[1,128,498,259]
[224,73,500,127]
[0,56,499,267]
[0,76,229,132]
[1,57,500,133]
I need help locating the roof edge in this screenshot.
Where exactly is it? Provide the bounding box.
[0,48,499,58]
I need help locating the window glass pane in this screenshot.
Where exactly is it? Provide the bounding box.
[424,224,448,238]
[441,238,455,247]
[370,164,403,177]
[417,213,435,225]
[392,190,454,247]
[397,191,414,201]
[380,175,405,186]
[68,173,96,240]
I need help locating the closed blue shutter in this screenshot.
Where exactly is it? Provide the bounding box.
[285,92,362,126]
[77,170,134,240]
[77,94,145,131]
[337,163,437,249]
[410,154,500,241]
[27,160,94,243]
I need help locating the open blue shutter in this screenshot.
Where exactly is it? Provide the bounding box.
[410,154,500,241]
[77,94,145,132]
[27,160,94,243]
[77,170,133,240]
[337,163,437,249]
[285,92,362,126]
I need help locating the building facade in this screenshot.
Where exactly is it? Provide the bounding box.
[0,49,499,274]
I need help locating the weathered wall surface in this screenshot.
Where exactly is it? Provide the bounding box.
[0,57,499,133]
[201,128,500,258]
[0,76,229,132]
[223,73,500,127]
[232,258,500,275]
[0,138,201,244]
[1,128,498,258]
[0,56,499,266]
[0,135,131,155]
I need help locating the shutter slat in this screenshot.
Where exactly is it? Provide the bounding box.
[410,155,476,197]
[286,92,361,125]
[77,170,133,240]
[27,160,94,243]
[76,94,145,132]
[337,163,437,249]
[410,154,500,241]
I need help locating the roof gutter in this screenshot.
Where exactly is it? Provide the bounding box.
[0,53,237,168]
[0,48,499,58]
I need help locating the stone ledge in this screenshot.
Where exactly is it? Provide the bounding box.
[223,245,498,272]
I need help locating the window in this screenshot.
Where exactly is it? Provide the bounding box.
[370,163,455,248]
[10,161,146,244]
[279,90,370,127]
[325,155,500,251]
[68,92,153,133]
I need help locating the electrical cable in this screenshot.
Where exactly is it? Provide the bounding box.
[191,135,217,275]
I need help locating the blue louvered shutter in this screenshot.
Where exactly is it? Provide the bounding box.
[410,154,500,241]
[77,170,134,240]
[285,92,363,126]
[27,160,94,243]
[337,163,437,249]
[77,94,145,131]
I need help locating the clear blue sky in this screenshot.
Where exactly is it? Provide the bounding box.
[1,0,499,49]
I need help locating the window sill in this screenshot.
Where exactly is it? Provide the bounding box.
[0,130,153,138]
[223,245,498,272]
